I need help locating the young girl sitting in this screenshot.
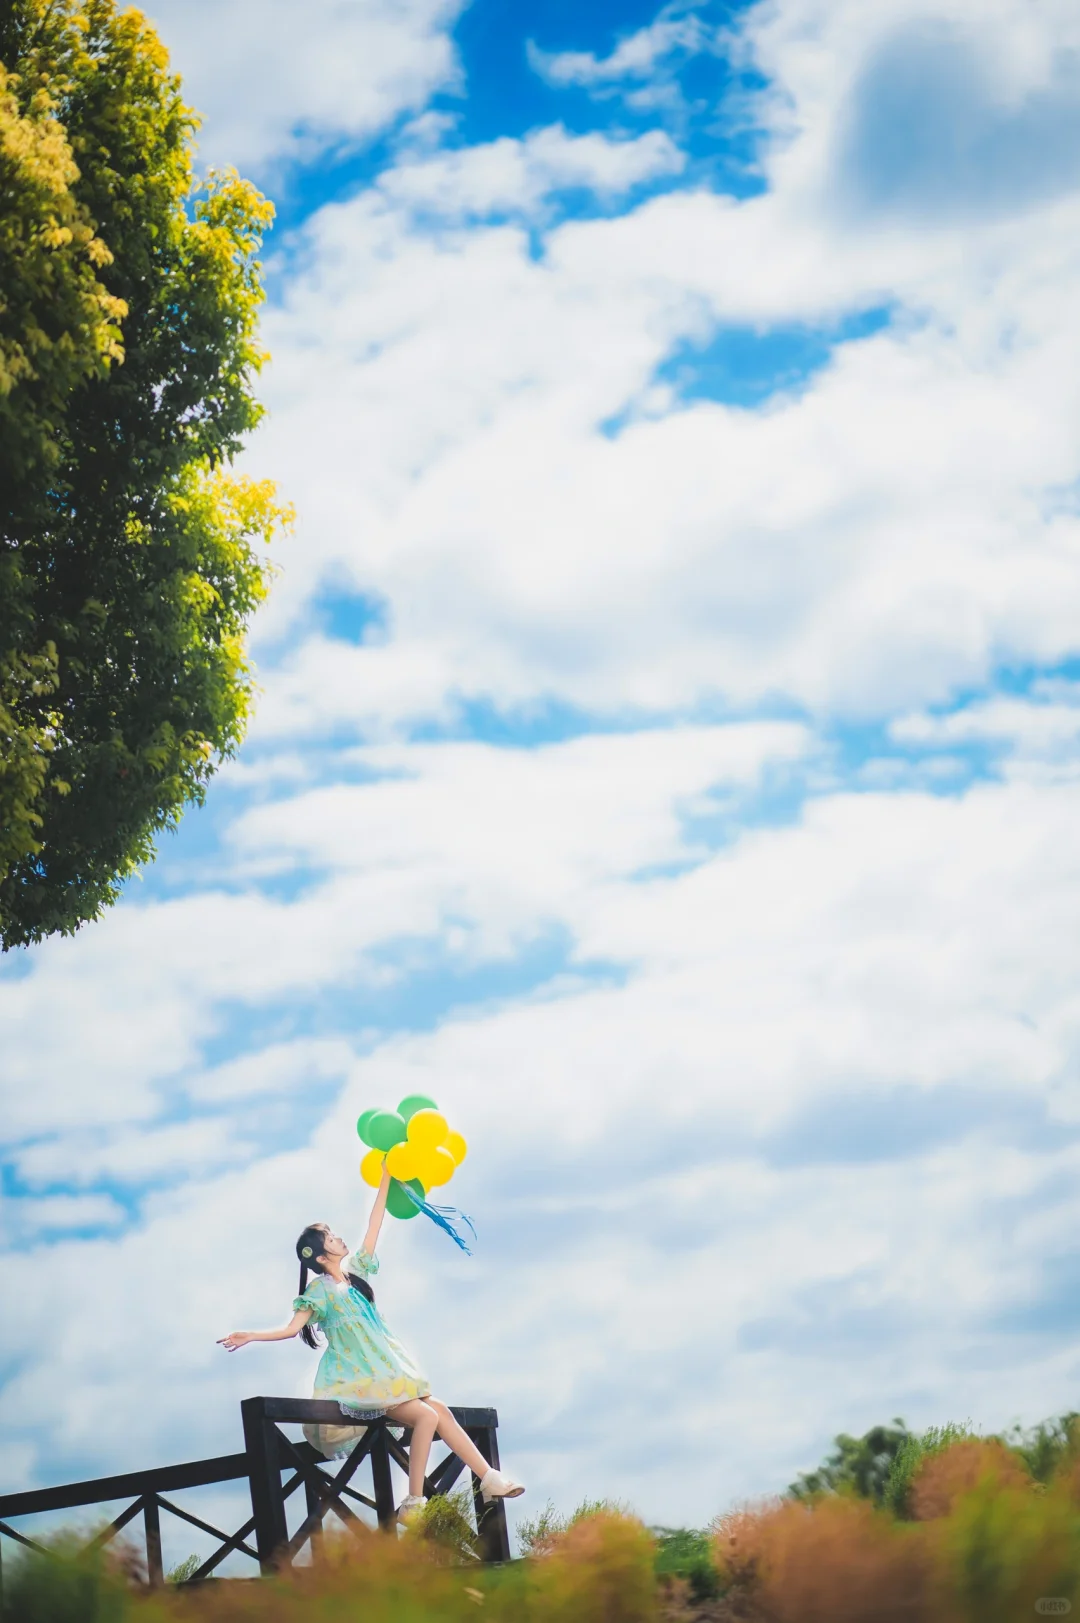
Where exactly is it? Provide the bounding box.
[218,1165,524,1520]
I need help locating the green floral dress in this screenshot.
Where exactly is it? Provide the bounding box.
[293,1245,431,1459]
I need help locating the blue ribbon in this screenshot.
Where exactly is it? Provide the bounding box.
[399,1182,476,1253]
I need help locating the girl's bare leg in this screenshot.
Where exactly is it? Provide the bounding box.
[387,1398,439,1497]
[426,1397,491,1477]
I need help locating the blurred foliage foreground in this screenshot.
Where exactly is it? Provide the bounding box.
[8,1414,1080,1623]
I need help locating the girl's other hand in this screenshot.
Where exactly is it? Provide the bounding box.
[217,1331,251,1351]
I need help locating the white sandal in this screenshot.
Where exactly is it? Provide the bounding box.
[479,1468,525,1501]
[397,1494,427,1522]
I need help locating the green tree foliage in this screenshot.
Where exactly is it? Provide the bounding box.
[883,1420,975,1517]
[1004,1412,1080,1485]
[0,0,288,949]
[789,1417,913,1505]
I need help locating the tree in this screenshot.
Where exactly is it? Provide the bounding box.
[789,1419,912,1505]
[0,0,289,949]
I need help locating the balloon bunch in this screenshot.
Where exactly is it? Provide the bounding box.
[357,1094,473,1250]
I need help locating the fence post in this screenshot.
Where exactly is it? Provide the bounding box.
[303,1468,327,1565]
[467,1416,511,1563]
[143,1495,164,1587]
[242,1398,288,1572]
[369,1422,397,1532]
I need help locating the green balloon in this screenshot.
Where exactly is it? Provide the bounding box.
[397,1093,438,1123]
[356,1109,378,1146]
[367,1110,407,1153]
[386,1177,424,1220]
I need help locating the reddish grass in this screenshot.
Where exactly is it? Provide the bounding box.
[712,1493,930,1623]
[710,1439,1080,1623]
[908,1438,1031,1521]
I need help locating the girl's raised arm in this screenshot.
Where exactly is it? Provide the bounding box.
[218,1308,311,1352]
[362,1164,392,1256]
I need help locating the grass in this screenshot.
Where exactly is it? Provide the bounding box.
[516,1496,632,1555]
[0,1512,662,1623]
[165,1558,201,1585]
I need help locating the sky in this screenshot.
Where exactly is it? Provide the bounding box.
[5,0,1080,1562]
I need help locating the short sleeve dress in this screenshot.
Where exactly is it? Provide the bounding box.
[293,1245,431,1459]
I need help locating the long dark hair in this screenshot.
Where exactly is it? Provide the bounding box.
[295,1224,374,1349]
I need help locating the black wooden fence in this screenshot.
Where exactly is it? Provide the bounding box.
[0,1398,511,1584]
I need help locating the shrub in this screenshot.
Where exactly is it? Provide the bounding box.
[712,1500,778,1592]
[516,1497,630,1557]
[0,1539,130,1623]
[907,1437,1031,1522]
[936,1476,1080,1623]
[516,1500,567,1556]
[406,1486,481,1563]
[651,1527,720,1602]
[713,1493,930,1623]
[529,1511,659,1623]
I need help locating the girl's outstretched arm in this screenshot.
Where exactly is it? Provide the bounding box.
[362,1165,392,1255]
[218,1308,311,1351]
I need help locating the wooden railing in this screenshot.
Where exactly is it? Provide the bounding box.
[0,1398,511,1583]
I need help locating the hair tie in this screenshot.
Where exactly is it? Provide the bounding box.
[301,1246,313,1259]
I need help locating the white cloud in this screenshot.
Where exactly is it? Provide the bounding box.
[328,770,1080,1148]
[378,126,684,218]
[239,27,1080,735]
[229,724,811,936]
[528,13,708,87]
[893,689,1080,767]
[189,1039,357,1101]
[743,0,1080,219]
[14,1119,259,1190]
[0,723,806,1150]
[143,0,463,172]
[1,1193,126,1240]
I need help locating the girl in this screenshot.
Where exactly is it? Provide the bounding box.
[218,1165,524,1520]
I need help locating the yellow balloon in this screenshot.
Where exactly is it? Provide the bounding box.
[386,1141,419,1181]
[410,1145,455,1190]
[445,1131,467,1165]
[407,1109,449,1149]
[408,1147,436,1189]
[360,1149,385,1188]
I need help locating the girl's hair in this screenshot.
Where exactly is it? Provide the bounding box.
[295,1223,374,1350]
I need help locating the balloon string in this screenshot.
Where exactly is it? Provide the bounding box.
[398,1182,476,1253]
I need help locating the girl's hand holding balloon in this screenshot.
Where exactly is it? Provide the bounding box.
[357,1095,472,1249]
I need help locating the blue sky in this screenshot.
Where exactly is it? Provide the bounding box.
[5,0,1080,1564]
